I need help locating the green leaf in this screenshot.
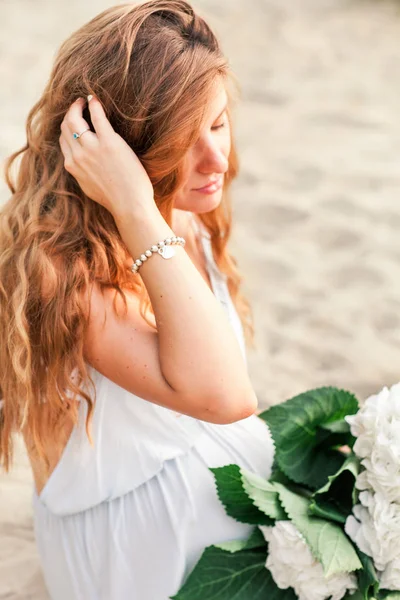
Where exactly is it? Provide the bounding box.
[170,546,297,600]
[342,592,364,600]
[320,419,352,434]
[355,550,379,599]
[308,497,347,524]
[209,465,273,525]
[315,454,360,502]
[379,593,400,600]
[240,468,287,521]
[274,483,362,578]
[258,387,359,489]
[214,527,267,553]
[309,454,360,523]
[315,428,355,453]
[269,465,293,486]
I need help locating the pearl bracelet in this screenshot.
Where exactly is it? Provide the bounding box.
[131,235,186,274]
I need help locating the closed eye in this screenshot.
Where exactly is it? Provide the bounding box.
[212,122,226,131]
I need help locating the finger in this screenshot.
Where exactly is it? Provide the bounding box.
[63,97,97,146]
[86,95,115,139]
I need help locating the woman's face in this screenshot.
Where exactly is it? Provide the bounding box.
[173,79,231,214]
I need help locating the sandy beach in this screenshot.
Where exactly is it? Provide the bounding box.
[2,0,400,596]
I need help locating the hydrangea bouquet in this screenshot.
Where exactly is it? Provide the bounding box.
[171,384,400,600]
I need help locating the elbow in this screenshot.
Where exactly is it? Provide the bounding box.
[222,391,259,424]
[201,387,259,425]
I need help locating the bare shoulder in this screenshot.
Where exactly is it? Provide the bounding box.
[83,282,159,390]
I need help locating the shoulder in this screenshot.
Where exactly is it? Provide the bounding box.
[84,281,152,342]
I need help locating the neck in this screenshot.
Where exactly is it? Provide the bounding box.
[171,209,198,249]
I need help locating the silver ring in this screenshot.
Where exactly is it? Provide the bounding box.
[72,128,90,140]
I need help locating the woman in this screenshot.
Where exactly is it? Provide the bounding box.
[0,1,274,598]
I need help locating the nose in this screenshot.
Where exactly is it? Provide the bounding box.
[196,137,229,175]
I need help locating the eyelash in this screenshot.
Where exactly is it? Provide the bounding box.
[212,122,226,131]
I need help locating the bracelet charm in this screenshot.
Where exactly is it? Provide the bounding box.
[131,235,185,274]
[158,245,176,259]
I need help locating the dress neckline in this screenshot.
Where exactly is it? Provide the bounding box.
[189,214,209,246]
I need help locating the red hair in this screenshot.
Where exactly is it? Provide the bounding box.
[0,0,254,472]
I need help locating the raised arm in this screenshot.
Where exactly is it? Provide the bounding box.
[59,96,258,424]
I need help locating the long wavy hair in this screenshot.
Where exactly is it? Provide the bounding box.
[0,0,255,472]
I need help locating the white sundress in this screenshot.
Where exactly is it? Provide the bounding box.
[32,217,275,600]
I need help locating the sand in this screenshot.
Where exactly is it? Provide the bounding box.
[2,0,400,596]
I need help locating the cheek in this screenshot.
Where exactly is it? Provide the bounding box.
[181,156,194,186]
[175,169,193,199]
[223,128,232,155]
[223,143,231,160]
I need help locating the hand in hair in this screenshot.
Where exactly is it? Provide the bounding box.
[59,96,156,218]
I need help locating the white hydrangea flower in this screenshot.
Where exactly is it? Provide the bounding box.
[345,491,400,573]
[259,521,357,600]
[380,558,400,590]
[346,383,400,502]
[345,382,400,589]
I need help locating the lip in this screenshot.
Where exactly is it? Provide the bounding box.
[193,176,223,193]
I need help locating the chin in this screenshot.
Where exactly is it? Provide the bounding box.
[175,189,223,214]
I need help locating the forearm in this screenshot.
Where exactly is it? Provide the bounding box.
[114,206,256,408]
